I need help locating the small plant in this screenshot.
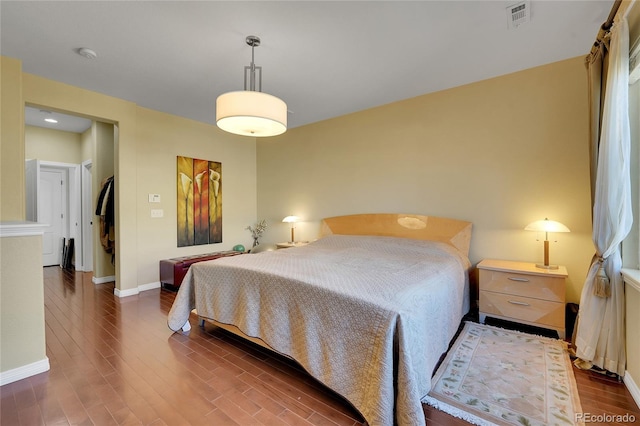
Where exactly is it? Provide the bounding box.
[246,219,268,247]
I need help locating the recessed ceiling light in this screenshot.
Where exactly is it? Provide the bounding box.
[76,47,97,59]
[44,118,58,124]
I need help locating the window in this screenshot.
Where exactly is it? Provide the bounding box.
[623,77,639,269]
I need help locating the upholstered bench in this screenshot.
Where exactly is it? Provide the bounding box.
[159,250,243,290]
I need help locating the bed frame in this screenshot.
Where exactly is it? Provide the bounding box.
[197,214,472,345]
[321,213,472,256]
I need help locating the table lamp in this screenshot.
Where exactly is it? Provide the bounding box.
[524,218,570,269]
[282,216,299,243]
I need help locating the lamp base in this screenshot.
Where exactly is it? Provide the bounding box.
[535,263,559,270]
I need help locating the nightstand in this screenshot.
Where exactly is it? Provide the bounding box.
[478,259,568,338]
[276,241,309,249]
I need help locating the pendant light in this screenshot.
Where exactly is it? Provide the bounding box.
[216,35,287,137]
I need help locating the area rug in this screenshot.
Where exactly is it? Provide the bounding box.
[423,322,584,426]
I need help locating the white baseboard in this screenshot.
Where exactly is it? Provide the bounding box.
[114,287,139,298]
[114,281,161,298]
[92,275,115,285]
[0,358,50,386]
[624,370,640,408]
[138,281,161,292]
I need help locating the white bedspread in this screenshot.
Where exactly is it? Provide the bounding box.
[168,235,470,426]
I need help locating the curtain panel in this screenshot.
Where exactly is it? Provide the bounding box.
[586,27,609,207]
[575,15,632,377]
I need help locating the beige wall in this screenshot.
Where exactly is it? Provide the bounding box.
[257,56,594,304]
[0,58,47,382]
[0,233,47,375]
[134,106,257,286]
[80,126,92,163]
[1,57,25,221]
[25,125,82,164]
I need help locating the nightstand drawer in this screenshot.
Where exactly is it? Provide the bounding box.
[479,290,565,328]
[479,269,565,302]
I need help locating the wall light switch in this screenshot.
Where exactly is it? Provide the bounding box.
[148,194,161,203]
[151,209,163,218]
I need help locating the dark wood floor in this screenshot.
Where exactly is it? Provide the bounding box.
[1,267,639,425]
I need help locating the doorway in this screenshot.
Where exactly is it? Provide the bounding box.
[24,106,115,282]
[24,107,91,271]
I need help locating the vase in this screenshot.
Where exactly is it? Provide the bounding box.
[252,237,260,248]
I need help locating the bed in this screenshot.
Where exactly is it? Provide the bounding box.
[167,213,472,426]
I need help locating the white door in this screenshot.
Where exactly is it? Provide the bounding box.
[40,168,66,266]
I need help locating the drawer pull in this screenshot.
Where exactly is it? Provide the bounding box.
[508,277,530,282]
[508,300,530,306]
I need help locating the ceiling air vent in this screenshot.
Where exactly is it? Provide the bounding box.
[506,1,530,29]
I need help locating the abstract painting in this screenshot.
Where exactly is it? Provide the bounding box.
[177,156,222,247]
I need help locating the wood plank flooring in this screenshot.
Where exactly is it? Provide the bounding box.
[1,267,639,425]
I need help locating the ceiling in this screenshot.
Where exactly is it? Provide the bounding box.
[24,106,93,133]
[2,1,613,133]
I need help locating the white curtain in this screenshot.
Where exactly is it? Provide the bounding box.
[575,15,632,377]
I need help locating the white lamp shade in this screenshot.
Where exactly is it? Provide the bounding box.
[216,91,287,137]
[524,219,570,233]
[282,216,299,223]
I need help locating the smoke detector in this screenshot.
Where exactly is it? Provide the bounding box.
[76,47,97,59]
[506,1,530,29]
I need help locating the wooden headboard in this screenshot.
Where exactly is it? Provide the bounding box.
[320,213,472,256]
